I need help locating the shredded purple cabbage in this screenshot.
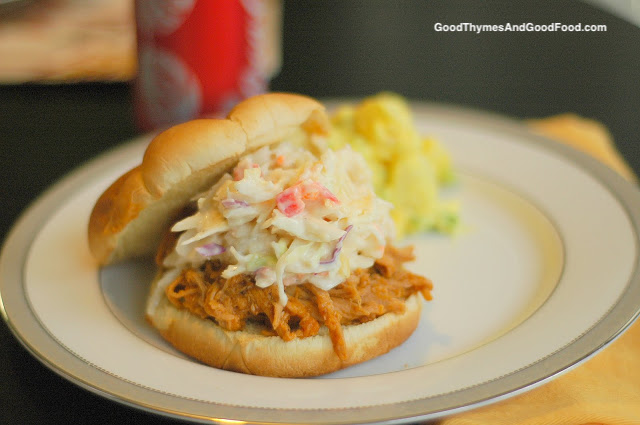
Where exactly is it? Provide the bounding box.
[320,225,353,265]
[196,242,226,257]
[221,198,249,209]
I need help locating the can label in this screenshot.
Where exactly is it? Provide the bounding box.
[134,0,280,131]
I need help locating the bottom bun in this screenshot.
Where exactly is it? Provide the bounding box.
[146,271,424,378]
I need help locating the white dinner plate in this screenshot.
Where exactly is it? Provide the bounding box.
[2,102,640,425]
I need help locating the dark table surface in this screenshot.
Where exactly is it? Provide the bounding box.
[1,1,639,424]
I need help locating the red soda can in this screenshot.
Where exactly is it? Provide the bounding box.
[133,0,281,131]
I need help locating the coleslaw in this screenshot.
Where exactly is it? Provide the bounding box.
[163,140,395,305]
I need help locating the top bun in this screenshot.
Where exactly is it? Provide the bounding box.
[88,93,330,265]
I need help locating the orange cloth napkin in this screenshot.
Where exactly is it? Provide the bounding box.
[439,114,640,425]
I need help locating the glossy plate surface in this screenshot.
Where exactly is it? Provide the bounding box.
[2,103,640,424]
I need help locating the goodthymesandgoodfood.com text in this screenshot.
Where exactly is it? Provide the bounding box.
[434,22,607,33]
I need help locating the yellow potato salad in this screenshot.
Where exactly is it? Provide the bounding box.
[329,93,459,238]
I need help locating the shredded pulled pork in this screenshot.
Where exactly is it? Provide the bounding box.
[165,245,432,360]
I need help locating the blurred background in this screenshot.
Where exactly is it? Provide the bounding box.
[1,2,639,239]
[1,0,639,423]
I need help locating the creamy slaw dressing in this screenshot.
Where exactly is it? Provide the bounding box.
[163,137,394,305]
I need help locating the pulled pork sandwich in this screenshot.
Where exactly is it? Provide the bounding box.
[88,93,432,377]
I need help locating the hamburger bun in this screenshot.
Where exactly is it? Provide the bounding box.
[88,93,427,377]
[88,93,329,265]
[146,269,423,377]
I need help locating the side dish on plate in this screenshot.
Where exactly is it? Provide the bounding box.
[330,92,458,237]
